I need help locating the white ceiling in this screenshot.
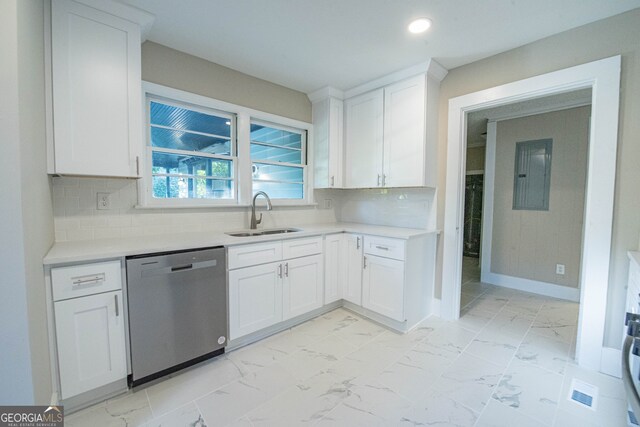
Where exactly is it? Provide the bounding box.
[118,0,639,93]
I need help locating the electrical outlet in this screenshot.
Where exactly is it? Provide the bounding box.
[556,263,565,275]
[323,199,333,209]
[97,192,111,210]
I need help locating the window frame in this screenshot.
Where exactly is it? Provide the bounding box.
[138,82,315,208]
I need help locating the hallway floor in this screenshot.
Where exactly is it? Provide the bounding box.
[67,283,626,427]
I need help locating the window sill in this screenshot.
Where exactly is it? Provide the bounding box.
[134,202,319,210]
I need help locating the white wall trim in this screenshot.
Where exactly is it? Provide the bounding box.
[600,347,622,378]
[442,56,622,372]
[484,96,592,123]
[482,271,580,302]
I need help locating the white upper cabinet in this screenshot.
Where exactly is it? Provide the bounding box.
[49,0,151,177]
[338,61,445,189]
[344,89,385,188]
[312,95,344,188]
[383,75,426,187]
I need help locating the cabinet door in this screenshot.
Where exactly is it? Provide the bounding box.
[313,97,344,188]
[362,255,405,321]
[344,234,363,305]
[324,234,346,304]
[55,290,127,399]
[229,262,283,340]
[383,75,426,187]
[51,0,142,177]
[283,255,324,320]
[345,89,384,188]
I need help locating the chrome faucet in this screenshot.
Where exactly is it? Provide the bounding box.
[250,191,272,229]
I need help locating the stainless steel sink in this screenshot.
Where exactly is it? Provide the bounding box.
[225,228,301,237]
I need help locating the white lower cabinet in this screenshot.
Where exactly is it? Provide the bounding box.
[344,234,363,305]
[362,254,405,322]
[229,262,283,340]
[228,237,323,340]
[54,290,127,398]
[283,254,324,320]
[324,234,345,304]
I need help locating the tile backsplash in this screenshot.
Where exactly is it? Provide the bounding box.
[324,187,436,230]
[52,177,336,242]
[52,178,435,242]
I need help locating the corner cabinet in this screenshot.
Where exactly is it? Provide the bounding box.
[48,0,147,177]
[312,97,344,188]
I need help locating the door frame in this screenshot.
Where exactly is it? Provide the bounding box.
[441,56,621,372]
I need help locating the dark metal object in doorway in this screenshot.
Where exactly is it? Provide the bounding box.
[464,174,483,258]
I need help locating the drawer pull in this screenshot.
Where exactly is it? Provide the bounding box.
[375,245,389,251]
[356,237,361,250]
[278,264,283,278]
[284,262,289,278]
[71,273,105,288]
[115,294,119,317]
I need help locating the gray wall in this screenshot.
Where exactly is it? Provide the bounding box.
[491,107,590,288]
[142,41,312,123]
[466,146,485,172]
[0,0,54,404]
[436,9,640,348]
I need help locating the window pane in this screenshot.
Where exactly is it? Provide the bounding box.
[150,101,231,138]
[253,181,303,199]
[252,162,303,183]
[152,152,232,179]
[250,124,302,149]
[151,127,231,156]
[250,143,301,164]
[152,176,233,199]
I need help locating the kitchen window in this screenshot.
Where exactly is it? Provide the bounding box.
[145,97,237,204]
[250,121,307,199]
[140,82,313,208]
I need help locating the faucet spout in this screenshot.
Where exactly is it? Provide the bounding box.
[250,191,272,229]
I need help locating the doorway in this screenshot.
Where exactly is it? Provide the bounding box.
[441,56,621,372]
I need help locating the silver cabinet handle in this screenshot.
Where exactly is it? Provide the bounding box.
[331,176,335,186]
[278,264,283,278]
[136,156,140,176]
[72,273,105,288]
[382,174,386,187]
[356,237,361,250]
[284,262,289,277]
[377,174,381,186]
[115,294,119,317]
[375,245,389,251]
[363,256,367,269]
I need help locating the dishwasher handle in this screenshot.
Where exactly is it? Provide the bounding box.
[140,259,218,278]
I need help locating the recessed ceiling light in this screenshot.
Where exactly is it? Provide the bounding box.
[408,18,432,34]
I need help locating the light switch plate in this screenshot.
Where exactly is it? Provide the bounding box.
[556,263,565,275]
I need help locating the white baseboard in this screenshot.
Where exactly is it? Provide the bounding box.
[482,272,580,302]
[600,346,622,378]
[431,297,442,317]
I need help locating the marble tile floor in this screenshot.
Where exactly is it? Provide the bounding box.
[66,282,627,427]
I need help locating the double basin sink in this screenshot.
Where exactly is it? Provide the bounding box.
[225,228,301,237]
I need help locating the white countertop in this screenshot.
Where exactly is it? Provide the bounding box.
[44,222,439,265]
[629,251,640,267]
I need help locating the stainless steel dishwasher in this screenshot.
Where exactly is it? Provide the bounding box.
[126,246,227,387]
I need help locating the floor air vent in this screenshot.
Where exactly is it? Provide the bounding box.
[568,378,598,410]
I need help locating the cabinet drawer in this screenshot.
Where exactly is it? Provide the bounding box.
[228,241,283,269]
[363,236,405,261]
[282,236,323,259]
[52,260,122,302]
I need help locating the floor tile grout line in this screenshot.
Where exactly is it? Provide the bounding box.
[468,290,572,426]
